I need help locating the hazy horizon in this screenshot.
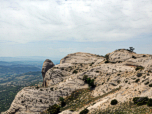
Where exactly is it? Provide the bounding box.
[1,0,152,58]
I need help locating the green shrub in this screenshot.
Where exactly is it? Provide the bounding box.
[83,75,88,83]
[132,56,136,59]
[61,101,66,107]
[133,97,140,104]
[40,89,43,91]
[59,97,64,102]
[50,88,53,91]
[72,70,78,74]
[136,97,149,106]
[149,83,152,87]
[136,66,144,71]
[105,61,109,63]
[90,79,95,87]
[35,86,39,89]
[83,77,95,87]
[79,108,89,114]
[137,73,142,77]
[105,54,109,61]
[143,55,146,57]
[47,104,60,114]
[135,79,140,83]
[87,78,91,85]
[145,81,149,85]
[96,71,99,73]
[40,99,42,103]
[147,98,152,106]
[90,62,94,66]
[133,97,149,105]
[70,109,75,112]
[111,99,118,105]
[59,97,66,107]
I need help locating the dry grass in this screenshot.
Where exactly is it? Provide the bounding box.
[41,86,152,114]
[92,98,152,114]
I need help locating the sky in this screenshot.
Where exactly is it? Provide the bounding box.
[0,0,152,60]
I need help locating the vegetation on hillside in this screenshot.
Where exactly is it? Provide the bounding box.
[0,71,43,113]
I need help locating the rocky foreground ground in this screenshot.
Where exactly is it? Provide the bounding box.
[2,49,152,114]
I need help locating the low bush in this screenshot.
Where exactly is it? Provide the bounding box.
[72,70,78,74]
[147,98,152,106]
[47,104,60,114]
[86,78,95,87]
[143,55,146,57]
[149,83,152,87]
[111,99,118,105]
[50,88,53,91]
[59,97,64,102]
[135,79,140,83]
[83,75,88,83]
[79,108,89,114]
[133,97,140,104]
[35,86,39,89]
[136,97,149,106]
[70,109,75,112]
[61,101,66,107]
[137,73,142,77]
[96,71,99,73]
[105,61,109,63]
[40,99,42,103]
[136,66,144,71]
[132,55,136,59]
[145,81,149,85]
[90,62,94,66]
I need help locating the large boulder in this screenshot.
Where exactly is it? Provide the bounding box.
[60,52,104,64]
[107,49,136,63]
[42,59,55,87]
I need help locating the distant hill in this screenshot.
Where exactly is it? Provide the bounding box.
[0,71,43,113]
[0,56,61,62]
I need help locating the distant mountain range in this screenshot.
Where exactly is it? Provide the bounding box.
[0,56,61,62]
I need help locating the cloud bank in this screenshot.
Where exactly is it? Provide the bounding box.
[0,0,152,44]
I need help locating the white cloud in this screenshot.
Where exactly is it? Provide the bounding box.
[0,0,152,44]
[58,47,77,53]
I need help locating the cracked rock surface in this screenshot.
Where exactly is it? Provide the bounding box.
[2,49,152,114]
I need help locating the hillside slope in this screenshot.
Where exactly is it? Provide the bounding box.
[2,49,152,114]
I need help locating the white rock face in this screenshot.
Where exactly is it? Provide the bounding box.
[60,52,104,64]
[3,49,152,114]
[42,59,55,87]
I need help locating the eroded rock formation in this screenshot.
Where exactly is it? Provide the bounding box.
[2,49,152,114]
[41,59,55,87]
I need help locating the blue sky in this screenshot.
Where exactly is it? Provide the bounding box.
[0,0,152,60]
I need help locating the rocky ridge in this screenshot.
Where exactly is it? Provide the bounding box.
[2,49,152,114]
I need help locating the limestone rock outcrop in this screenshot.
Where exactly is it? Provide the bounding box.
[41,59,55,87]
[2,49,152,114]
[60,52,105,64]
